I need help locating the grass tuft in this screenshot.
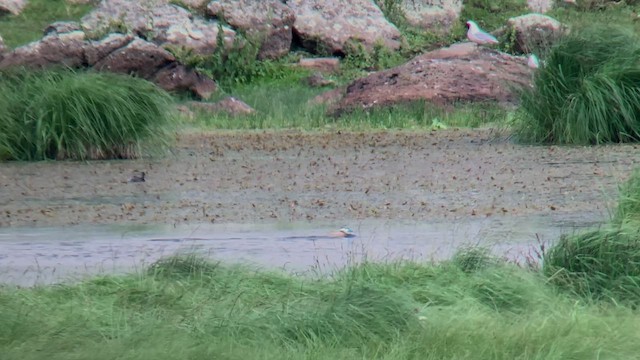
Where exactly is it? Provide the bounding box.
[544,225,640,304]
[148,254,220,279]
[516,24,640,144]
[0,69,173,161]
[451,245,497,273]
[614,169,640,224]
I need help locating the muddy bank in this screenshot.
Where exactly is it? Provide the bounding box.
[0,129,638,228]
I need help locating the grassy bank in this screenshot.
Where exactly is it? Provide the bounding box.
[2,253,640,359]
[0,0,93,48]
[188,80,510,130]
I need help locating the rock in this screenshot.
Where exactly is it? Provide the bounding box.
[207,0,295,59]
[81,0,235,54]
[527,0,553,13]
[92,38,175,79]
[0,31,87,68]
[174,0,208,10]
[329,42,533,116]
[175,104,196,120]
[84,33,135,65]
[304,72,334,87]
[392,0,462,33]
[189,97,256,116]
[287,0,401,55]
[0,34,5,57]
[297,57,340,73]
[308,87,343,107]
[152,63,217,99]
[44,21,83,36]
[66,0,94,4]
[0,27,217,98]
[505,14,565,53]
[0,0,26,16]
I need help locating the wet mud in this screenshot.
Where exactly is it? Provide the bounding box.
[1,129,637,227]
[0,129,638,285]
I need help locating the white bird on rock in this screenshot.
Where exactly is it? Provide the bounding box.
[466,20,499,46]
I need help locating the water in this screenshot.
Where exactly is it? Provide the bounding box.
[0,213,604,286]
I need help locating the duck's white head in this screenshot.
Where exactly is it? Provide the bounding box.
[339,227,354,236]
[465,20,480,32]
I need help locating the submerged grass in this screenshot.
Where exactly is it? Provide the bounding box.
[0,69,173,161]
[2,254,640,359]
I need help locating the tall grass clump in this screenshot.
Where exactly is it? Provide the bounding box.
[517,24,640,144]
[543,225,640,304]
[0,69,173,161]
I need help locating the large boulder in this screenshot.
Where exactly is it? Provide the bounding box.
[152,63,217,100]
[330,42,533,115]
[505,13,565,53]
[0,31,87,68]
[206,0,295,59]
[0,0,27,16]
[394,0,462,33]
[0,27,217,99]
[287,0,401,55]
[81,0,236,54]
[85,32,135,65]
[92,38,176,79]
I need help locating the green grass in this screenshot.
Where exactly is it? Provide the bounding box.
[542,170,640,304]
[615,169,640,224]
[2,252,640,359]
[185,79,510,130]
[0,69,174,161]
[544,224,640,304]
[516,24,640,145]
[0,0,93,48]
[461,0,529,34]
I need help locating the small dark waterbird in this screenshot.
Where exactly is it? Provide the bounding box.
[128,171,146,183]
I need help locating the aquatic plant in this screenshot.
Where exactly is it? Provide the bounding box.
[0,69,173,161]
[516,24,640,144]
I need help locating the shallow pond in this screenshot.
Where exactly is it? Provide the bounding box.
[0,212,604,286]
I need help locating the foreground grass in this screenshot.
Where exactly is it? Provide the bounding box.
[1,254,639,359]
[0,0,93,48]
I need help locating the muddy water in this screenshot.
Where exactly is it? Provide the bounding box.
[0,213,603,286]
[1,130,637,286]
